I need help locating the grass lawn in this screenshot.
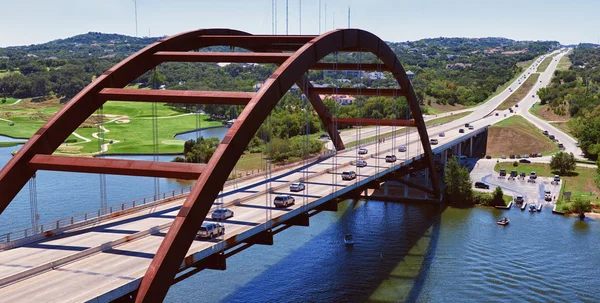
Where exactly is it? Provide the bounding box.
[487,116,558,157]
[0,97,20,106]
[494,162,599,201]
[0,142,24,147]
[473,191,513,206]
[425,111,472,126]
[550,121,574,138]
[536,56,554,73]
[529,103,569,122]
[556,51,572,71]
[0,98,223,154]
[497,73,540,110]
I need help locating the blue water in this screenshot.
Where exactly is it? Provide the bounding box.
[173,127,229,142]
[2,133,600,302]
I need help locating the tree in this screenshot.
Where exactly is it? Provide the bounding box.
[550,152,576,175]
[176,137,219,164]
[443,156,473,205]
[570,198,592,220]
[490,186,505,207]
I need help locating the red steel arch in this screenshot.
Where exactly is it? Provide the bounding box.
[0,28,440,301]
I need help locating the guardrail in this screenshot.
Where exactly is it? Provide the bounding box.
[0,187,193,244]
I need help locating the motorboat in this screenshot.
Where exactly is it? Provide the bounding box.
[344,234,355,245]
[529,204,537,212]
[497,218,510,226]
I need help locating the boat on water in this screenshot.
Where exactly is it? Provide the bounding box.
[344,234,355,245]
[529,204,537,212]
[497,218,510,226]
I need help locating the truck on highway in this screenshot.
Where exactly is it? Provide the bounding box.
[197,223,225,239]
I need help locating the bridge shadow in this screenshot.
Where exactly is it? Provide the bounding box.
[207,199,446,303]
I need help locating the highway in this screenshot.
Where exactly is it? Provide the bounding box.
[0,49,570,302]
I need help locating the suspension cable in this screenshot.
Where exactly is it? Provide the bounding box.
[152,68,160,200]
[28,174,39,233]
[97,106,107,215]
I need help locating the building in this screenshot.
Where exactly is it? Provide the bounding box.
[365,72,386,80]
[319,94,356,106]
[446,63,472,69]
[406,70,415,79]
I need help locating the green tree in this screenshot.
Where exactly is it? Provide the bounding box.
[176,137,219,164]
[443,156,473,205]
[550,152,576,175]
[570,198,592,220]
[490,186,506,207]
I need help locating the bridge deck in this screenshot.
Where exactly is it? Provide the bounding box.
[0,122,485,302]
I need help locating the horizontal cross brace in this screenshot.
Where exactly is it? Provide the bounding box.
[332,118,415,127]
[311,63,391,72]
[154,52,291,64]
[311,87,407,97]
[98,88,254,105]
[29,155,205,180]
[198,35,317,45]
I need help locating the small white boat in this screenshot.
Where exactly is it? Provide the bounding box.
[497,218,510,226]
[344,234,355,245]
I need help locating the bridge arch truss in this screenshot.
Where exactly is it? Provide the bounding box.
[0,28,439,301]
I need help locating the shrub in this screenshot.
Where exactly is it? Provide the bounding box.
[490,186,506,206]
[513,161,518,167]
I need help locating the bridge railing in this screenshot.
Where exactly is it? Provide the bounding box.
[0,186,194,244]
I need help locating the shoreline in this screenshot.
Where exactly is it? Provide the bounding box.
[172,125,225,137]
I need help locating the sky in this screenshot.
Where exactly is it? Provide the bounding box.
[0,0,598,47]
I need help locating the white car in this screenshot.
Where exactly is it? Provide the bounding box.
[290,182,305,192]
[211,208,234,220]
[274,195,295,208]
[398,146,406,152]
[358,148,368,155]
[385,155,397,163]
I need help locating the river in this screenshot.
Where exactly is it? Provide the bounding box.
[1,134,599,302]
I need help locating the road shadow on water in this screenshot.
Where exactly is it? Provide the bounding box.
[212,200,445,303]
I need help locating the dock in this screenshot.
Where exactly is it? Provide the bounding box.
[494,201,512,210]
[521,202,527,211]
[537,204,543,212]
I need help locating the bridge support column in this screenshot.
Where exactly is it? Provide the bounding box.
[469,137,473,157]
[287,212,309,227]
[245,229,274,245]
[384,182,388,196]
[204,251,226,271]
[424,168,429,199]
[316,199,338,212]
[458,143,462,156]
[404,176,409,197]
[443,149,448,172]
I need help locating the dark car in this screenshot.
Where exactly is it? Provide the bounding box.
[319,133,330,139]
[519,159,531,163]
[495,112,499,116]
[515,104,519,107]
[509,154,515,159]
[459,129,465,133]
[516,155,521,159]
[485,155,492,159]
[474,182,490,189]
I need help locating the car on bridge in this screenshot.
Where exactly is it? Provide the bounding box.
[211,208,234,220]
[474,182,490,189]
[459,129,465,133]
[430,138,438,145]
[468,125,474,130]
[398,146,406,152]
[519,159,531,163]
[197,223,225,239]
[439,132,445,137]
[465,123,470,127]
[356,160,368,167]
[385,155,397,163]
[342,170,357,180]
[274,195,296,207]
[358,148,368,154]
[290,182,305,192]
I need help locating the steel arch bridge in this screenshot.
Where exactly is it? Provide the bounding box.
[0,28,439,302]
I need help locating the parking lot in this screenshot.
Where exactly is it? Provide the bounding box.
[469,159,562,206]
